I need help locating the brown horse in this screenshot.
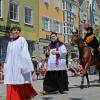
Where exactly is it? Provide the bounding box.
[71,31,100,88]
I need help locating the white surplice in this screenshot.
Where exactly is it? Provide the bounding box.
[4,37,34,84]
[47,45,67,71]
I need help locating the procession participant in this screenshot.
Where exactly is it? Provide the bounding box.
[84,26,100,60]
[42,32,69,94]
[4,26,37,100]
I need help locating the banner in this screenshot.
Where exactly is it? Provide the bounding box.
[90,0,95,26]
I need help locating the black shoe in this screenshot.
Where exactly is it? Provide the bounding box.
[59,91,64,94]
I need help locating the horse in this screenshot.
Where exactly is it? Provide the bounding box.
[71,31,100,88]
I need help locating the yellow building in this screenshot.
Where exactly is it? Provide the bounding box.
[0,0,39,61]
[33,0,64,58]
[39,0,64,40]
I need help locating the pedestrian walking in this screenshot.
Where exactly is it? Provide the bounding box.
[32,57,38,79]
[41,32,69,94]
[38,59,47,78]
[4,26,37,100]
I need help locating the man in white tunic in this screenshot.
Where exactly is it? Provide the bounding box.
[4,26,37,100]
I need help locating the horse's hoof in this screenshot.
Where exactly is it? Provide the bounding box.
[87,85,89,88]
[97,80,100,87]
[80,85,84,89]
[87,83,90,88]
[97,83,100,87]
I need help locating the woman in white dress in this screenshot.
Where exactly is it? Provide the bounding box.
[4,26,37,100]
[42,32,69,94]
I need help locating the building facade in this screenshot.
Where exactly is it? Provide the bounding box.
[63,0,79,43]
[33,0,64,59]
[0,0,39,62]
[63,0,79,59]
[0,0,64,61]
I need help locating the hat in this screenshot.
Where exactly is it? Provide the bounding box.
[86,27,93,31]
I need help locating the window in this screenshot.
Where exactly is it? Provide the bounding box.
[25,7,33,25]
[63,26,67,34]
[64,22,67,26]
[43,0,50,5]
[9,0,19,21]
[53,20,61,33]
[54,0,60,10]
[43,46,48,54]
[27,41,34,56]
[69,3,72,11]
[67,18,70,22]
[63,0,65,10]
[67,27,70,34]
[0,0,3,18]
[63,11,67,21]
[67,34,71,42]
[67,23,69,27]
[42,16,52,32]
[67,12,70,17]
[0,41,8,61]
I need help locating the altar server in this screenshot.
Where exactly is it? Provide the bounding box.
[4,26,37,100]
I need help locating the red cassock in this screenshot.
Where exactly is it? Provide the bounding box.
[6,84,37,100]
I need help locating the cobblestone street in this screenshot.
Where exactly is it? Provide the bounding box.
[0,73,100,100]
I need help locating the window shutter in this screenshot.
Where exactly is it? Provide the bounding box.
[42,17,45,30]
[50,19,53,32]
[54,0,60,10]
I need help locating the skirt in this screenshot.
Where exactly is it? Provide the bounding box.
[6,84,37,100]
[43,70,69,93]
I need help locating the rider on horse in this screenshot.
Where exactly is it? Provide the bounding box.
[84,26,100,61]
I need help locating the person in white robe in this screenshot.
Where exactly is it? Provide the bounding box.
[4,26,37,100]
[42,32,69,95]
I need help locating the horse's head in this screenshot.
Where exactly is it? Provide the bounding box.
[71,32,86,48]
[71,31,80,44]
